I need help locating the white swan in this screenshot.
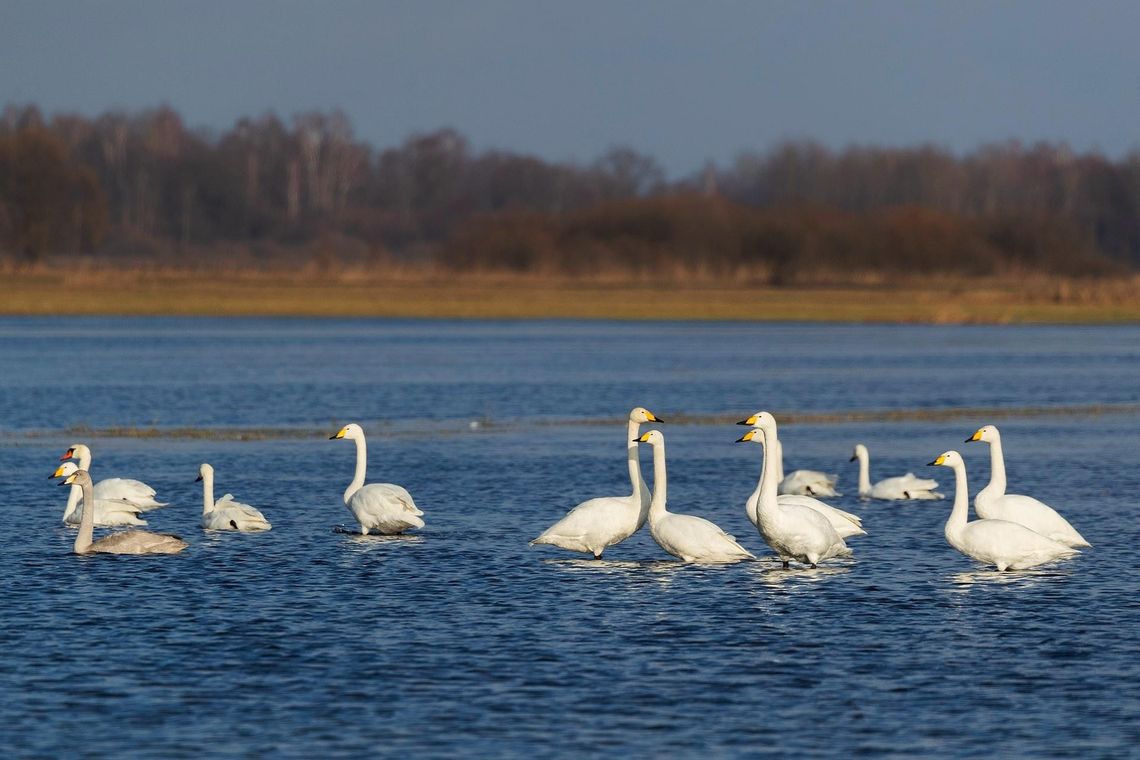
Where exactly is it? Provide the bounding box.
[61,444,168,510]
[59,469,188,555]
[851,443,942,500]
[930,451,1079,571]
[771,439,840,497]
[331,423,424,535]
[530,407,661,559]
[736,414,852,567]
[52,461,147,527]
[737,415,864,538]
[197,464,272,532]
[966,425,1090,548]
[638,430,754,563]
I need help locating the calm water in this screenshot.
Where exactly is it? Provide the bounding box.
[1,318,1138,757]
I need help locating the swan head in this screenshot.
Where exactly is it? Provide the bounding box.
[330,423,364,441]
[60,443,90,462]
[850,443,869,462]
[49,461,79,480]
[928,450,963,468]
[59,468,92,487]
[635,430,665,447]
[966,424,999,444]
[736,411,776,429]
[629,407,664,424]
[196,463,214,482]
[734,428,764,444]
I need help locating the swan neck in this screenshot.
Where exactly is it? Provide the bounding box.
[75,480,94,554]
[857,451,871,496]
[201,471,214,515]
[78,449,92,471]
[648,441,667,520]
[64,482,81,520]
[757,427,780,517]
[345,434,367,503]
[987,435,1006,496]
[627,419,647,502]
[946,462,970,534]
[774,438,785,482]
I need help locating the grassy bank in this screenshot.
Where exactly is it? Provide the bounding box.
[2,267,1139,322]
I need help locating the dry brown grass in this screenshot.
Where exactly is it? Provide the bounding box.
[2,262,1138,323]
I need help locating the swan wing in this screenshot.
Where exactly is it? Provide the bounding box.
[957,519,1079,569]
[347,484,425,534]
[779,470,840,497]
[91,530,188,555]
[759,501,850,563]
[204,498,272,531]
[779,494,865,536]
[93,477,168,510]
[64,498,147,527]
[653,513,754,563]
[531,495,639,555]
[976,493,1090,548]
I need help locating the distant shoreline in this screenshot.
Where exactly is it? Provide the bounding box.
[2,267,1138,323]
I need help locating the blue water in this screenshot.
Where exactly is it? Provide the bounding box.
[1,318,1138,757]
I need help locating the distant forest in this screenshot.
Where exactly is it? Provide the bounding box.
[1,103,1137,280]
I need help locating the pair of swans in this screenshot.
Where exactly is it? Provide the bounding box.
[331,423,424,535]
[737,412,855,567]
[850,443,943,500]
[771,439,840,497]
[197,464,271,531]
[929,451,1079,570]
[966,425,1089,548]
[56,443,169,526]
[58,469,188,555]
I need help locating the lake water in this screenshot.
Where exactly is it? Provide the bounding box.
[1,318,1138,757]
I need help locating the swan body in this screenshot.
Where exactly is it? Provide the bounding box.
[197,463,271,532]
[966,425,1090,548]
[930,451,1079,571]
[639,430,753,563]
[60,470,188,555]
[331,424,424,535]
[54,462,148,527]
[773,440,840,497]
[851,443,942,500]
[61,444,168,510]
[530,407,661,558]
[736,413,852,567]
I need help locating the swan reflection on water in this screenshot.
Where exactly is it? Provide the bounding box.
[747,560,852,588]
[947,566,1073,591]
[333,525,425,548]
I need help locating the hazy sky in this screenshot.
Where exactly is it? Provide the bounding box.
[3,1,1138,176]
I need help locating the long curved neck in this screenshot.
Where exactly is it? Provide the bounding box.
[77,449,92,472]
[201,472,215,515]
[648,441,667,521]
[945,462,970,536]
[627,419,648,503]
[985,435,1007,496]
[64,481,81,520]
[345,434,367,503]
[774,438,786,482]
[857,452,871,496]
[756,427,780,518]
[75,480,95,554]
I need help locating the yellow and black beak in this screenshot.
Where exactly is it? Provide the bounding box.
[735,430,757,443]
[735,414,758,426]
[928,454,947,466]
[635,432,653,443]
[966,429,983,443]
[646,411,664,423]
[48,464,67,479]
[330,428,346,440]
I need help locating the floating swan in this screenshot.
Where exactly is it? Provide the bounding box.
[736,414,852,567]
[52,461,147,527]
[330,423,424,535]
[966,425,1090,547]
[197,463,272,532]
[929,451,1079,571]
[737,415,864,538]
[530,407,661,559]
[638,430,754,563]
[851,443,942,500]
[772,439,840,497]
[59,469,188,555]
[61,444,168,510]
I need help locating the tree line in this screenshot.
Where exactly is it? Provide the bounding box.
[0,102,1136,279]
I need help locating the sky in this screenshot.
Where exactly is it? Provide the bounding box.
[2,1,1139,177]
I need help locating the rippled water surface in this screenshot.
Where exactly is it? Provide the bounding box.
[1,318,1138,757]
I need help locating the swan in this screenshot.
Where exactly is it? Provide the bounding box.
[637,430,754,563]
[737,415,864,538]
[851,443,942,500]
[966,425,1090,548]
[59,469,188,555]
[197,464,272,532]
[772,439,840,497]
[60,444,168,510]
[929,451,1079,571]
[52,461,147,527]
[735,414,852,568]
[530,407,662,559]
[330,423,424,535]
